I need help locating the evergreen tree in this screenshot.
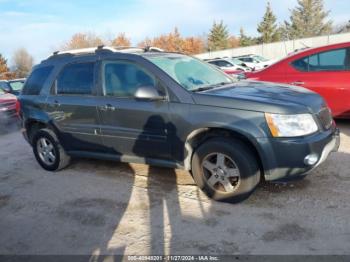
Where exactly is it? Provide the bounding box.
[285,0,332,39]
[239,28,257,47]
[0,54,9,77]
[257,2,280,43]
[208,21,230,51]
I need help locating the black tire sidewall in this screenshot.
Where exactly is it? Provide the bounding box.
[192,137,260,202]
[33,130,61,171]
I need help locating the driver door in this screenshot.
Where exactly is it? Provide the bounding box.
[96,60,171,159]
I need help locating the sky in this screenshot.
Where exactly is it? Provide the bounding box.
[0,0,349,64]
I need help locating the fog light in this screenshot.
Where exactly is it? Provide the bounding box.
[304,154,319,166]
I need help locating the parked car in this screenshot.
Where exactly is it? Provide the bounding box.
[245,42,350,118]
[206,58,250,75]
[0,78,26,96]
[235,54,275,71]
[19,46,339,202]
[0,88,19,124]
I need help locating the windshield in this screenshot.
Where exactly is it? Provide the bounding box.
[145,54,234,91]
[230,58,244,65]
[9,80,24,91]
[253,55,269,62]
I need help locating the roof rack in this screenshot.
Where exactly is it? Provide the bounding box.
[48,45,164,59]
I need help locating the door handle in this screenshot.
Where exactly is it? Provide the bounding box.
[100,104,116,111]
[290,81,305,86]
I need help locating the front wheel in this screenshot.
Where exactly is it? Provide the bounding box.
[191,137,261,202]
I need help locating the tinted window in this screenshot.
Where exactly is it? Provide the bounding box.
[240,58,253,62]
[291,57,309,71]
[309,48,348,71]
[22,66,53,95]
[103,61,155,97]
[208,61,219,66]
[57,63,94,95]
[216,60,232,67]
[292,48,350,72]
[9,80,24,91]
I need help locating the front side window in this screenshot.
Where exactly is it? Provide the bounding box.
[57,63,94,95]
[292,48,350,72]
[103,61,156,97]
[22,66,53,95]
[145,54,233,91]
[291,57,309,71]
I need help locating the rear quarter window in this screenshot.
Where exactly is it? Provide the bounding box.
[22,66,54,95]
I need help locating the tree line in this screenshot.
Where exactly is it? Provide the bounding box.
[0,49,33,80]
[1,0,349,80]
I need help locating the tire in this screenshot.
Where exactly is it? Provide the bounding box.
[32,128,71,171]
[191,137,261,203]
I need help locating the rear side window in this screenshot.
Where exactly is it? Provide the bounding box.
[56,63,94,95]
[22,66,53,95]
[292,48,350,72]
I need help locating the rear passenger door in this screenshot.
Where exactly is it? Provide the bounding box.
[46,60,104,152]
[96,59,171,159]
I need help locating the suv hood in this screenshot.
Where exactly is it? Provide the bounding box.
[192,80,326,114]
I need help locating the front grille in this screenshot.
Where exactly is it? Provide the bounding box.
[317,107,333,130]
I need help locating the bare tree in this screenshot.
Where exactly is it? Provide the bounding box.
[63,32,104,50]
[111,33,131,47]
[12,48,34,78]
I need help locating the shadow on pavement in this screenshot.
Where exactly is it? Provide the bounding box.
[0,119,20,135]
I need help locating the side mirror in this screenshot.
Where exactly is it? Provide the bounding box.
[134,86,165,101]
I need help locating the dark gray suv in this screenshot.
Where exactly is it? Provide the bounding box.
[19,46,340,202]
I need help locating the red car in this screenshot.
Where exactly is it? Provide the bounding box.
[246,42,350,118]
[0,88,19,124]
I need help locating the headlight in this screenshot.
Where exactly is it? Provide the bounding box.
[265,113,318,137]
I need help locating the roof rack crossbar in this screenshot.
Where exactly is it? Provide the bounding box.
[47,46,164,60]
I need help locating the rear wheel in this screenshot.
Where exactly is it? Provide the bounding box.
[191,137,260,202]
[32,128,71,171]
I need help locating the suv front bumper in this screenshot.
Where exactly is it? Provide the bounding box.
[257,127,340,181]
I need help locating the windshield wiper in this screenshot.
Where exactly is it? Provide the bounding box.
[191,82,231,92]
